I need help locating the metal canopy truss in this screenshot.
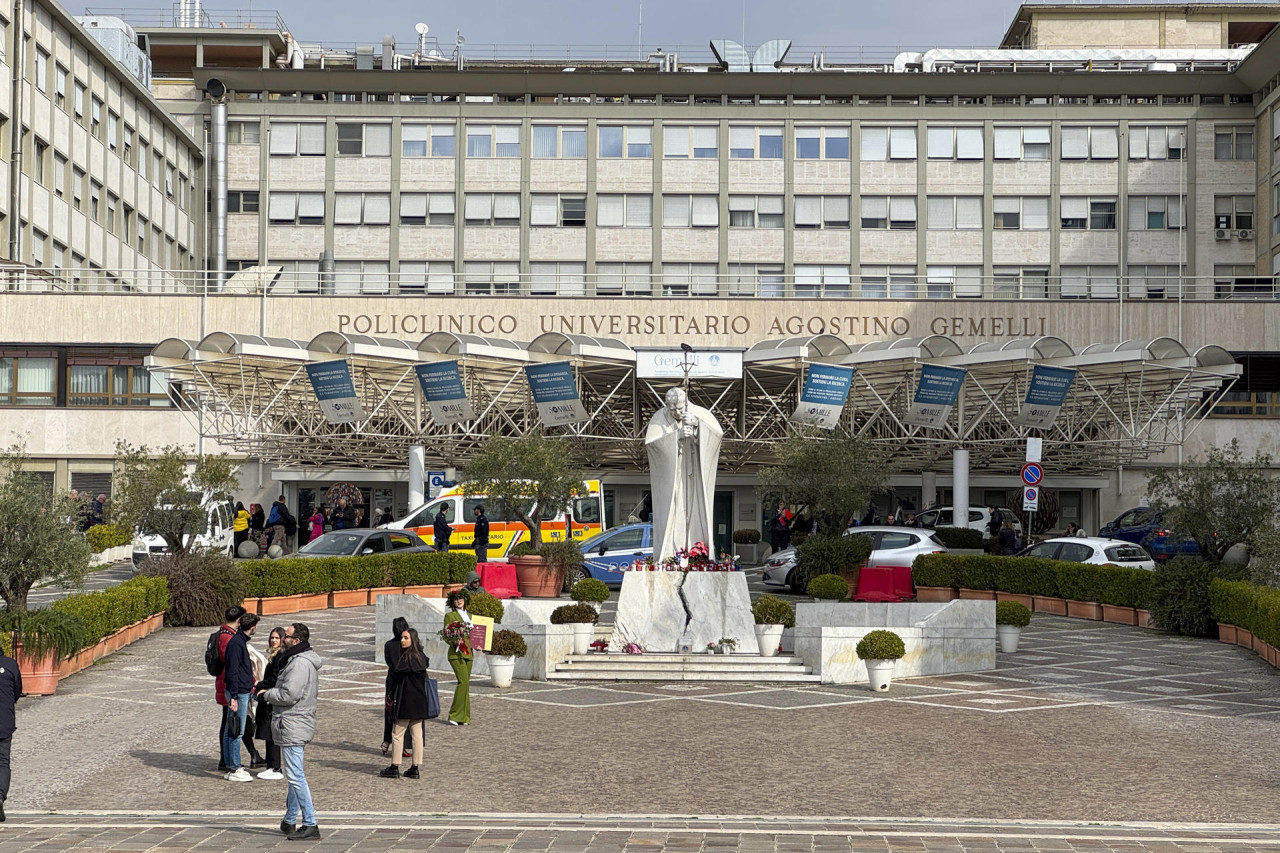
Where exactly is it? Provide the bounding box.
[148,332,1239,475]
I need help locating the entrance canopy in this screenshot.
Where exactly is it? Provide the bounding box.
[148,331,1238,475]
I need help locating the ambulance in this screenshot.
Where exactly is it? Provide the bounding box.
[390,480,606,558]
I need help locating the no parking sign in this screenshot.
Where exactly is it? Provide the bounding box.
[1023,487,1040,512]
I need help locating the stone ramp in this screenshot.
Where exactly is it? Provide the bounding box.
[548,652,820,682]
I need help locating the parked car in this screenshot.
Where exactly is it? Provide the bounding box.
[915,505,1022,535]
[296,529,433,558]
[1014,536,1157,570]
[131,495,236,567]
[760,526,947,593]
[1098,506,1199,562]
[576,523,652,587]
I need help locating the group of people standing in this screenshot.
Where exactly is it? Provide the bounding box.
[230,496,399,557]
[66,489,107,532]
[431,504,491,563]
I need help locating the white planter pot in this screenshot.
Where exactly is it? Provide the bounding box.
[864,659,896,692]
[755,624,784,658]
[488,655,516,688]
[571,623,594,656]
[997,624,1022,654]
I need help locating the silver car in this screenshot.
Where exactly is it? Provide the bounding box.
[296,529,434,558]
[1015,536,1156,570]
[760,526,947,593]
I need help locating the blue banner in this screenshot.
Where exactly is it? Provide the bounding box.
[415,361,474,426]
[306,361,364,425]
[904,364,966,429]
[1017,365,1076,429]
[791,364,855,429]
[524,361,588,426]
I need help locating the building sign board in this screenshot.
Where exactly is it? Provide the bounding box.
[524,361,589,426]
[635,349,743,379]
[414,361,474,426]
[904,365,967,429]
[305,360,364,425]
[1016,365,1077,429]
[791,364,855,429]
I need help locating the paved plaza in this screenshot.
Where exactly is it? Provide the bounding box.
[4,604,1280,849]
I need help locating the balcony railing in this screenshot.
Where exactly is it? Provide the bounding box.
[84,6,289,32]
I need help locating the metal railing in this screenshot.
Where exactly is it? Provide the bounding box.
[2,266,1278,301]
[83,6,289,32]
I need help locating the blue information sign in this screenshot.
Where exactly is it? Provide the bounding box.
[305,360,364,425]
[791,364,855,429]
[904,364,967,429]
[524,361,588,426]
[415,361,474,426]
[1017,365,1077,429]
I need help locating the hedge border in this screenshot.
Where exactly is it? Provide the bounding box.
[240,551,477,598]
[911,553,1155,609]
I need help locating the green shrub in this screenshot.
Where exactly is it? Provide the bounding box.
[993,556,1058,597]
[995,600,1031,627]
[732,528,761,544]
[52,576,167,647]
[856,629,905,661]
[509,541,537,558]
[795,534,872,588]
[752,595,795,627]
[0,608,87,659]
[391,555,450,587]
[789,530,809,548]
[139,551,244,627]
[466,591,505,624]
[85,523,131,552]
[539,540,584,575]
[550,603,598,624]
[958,555,1002,591]
[806,573,849,601]
[489,628,527,657]
[1209,579,1257,635]
[932,527,985,549]
[1054,561,1107,602]
[1150,556,1249,637]
[911,553,963,588]
[570,578,610,605]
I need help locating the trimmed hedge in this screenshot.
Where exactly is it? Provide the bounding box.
[910,552,1153,609]
[85,523,131,552]
[1211,578,1280,649]
[241,551,476,598]
[50,576,169,648]
[732,528,761,544]
[932,527,985,549]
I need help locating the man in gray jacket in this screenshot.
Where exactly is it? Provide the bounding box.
[258,622,322,841]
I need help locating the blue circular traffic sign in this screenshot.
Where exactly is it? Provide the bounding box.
[1020,462,1043,486]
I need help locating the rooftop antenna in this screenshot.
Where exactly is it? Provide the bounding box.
[637,0,643,61]
[414,22,429,55]
[455,29,466,71]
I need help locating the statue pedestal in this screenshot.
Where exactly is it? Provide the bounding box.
[610,572,759,654]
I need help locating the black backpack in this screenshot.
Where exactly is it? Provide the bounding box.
[205,628,225,677]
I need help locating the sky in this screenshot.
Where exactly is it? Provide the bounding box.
[64,0,1048,57]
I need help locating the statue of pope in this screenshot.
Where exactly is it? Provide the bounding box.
[645,387,723,562]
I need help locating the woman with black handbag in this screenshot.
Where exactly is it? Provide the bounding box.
[379,627,429,779]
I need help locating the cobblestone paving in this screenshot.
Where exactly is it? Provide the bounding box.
[7,607,1280,826]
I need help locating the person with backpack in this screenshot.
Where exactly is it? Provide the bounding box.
[222,612,260,782]
[207,605,246,774]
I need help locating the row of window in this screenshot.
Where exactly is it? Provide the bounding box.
[242,120,1254,163]
[246,190,1253,232]
[0,352,167,408]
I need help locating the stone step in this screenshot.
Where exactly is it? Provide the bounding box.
[565,654,806,665]
[556,661,813,674]
[546,669,822,683]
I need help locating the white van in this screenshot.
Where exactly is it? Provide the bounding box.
[131,496,236,567]
[915,505,1022,535]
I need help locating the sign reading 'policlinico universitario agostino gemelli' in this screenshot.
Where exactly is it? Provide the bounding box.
[305,360,365,425]
[524,361,589,427]
[414,360,475,426]
[904,364,968,429]
[791,364,855,430]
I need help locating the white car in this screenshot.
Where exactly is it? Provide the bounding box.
[915,505,1023,535]
[131,496,236,567]
[760,526,947,593]
[1015,536,1157,570]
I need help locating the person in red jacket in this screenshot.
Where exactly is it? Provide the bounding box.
[215,605,246,773]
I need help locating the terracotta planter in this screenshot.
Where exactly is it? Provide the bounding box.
[1218,623,1238,644]
[1236,628,1253,651]
[1066,600,1103,621]
[442,583,466,594]
[915,586,958,602]
[1137,609,1154,629]
[125,621,145,644]
[959,588,996,601]
[995,592,1034,609]
[369,586,404,604]
[16,647,61,696]
[1101,604,1138,626]
[90,636,108,662]
[1033,595,1067,616]
[403,584,444,598]
[330,589,370,608]
[259,594,304,615]
[297,592,330,612]
[105,629,126,654]
[149,612,165,633]
[512,555,566,598]
[241,597,262,616]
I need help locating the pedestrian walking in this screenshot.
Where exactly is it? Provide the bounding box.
[0,644,22,821]
[249,504,266,550]
[306,508,324,544]
[768,502,792,553]
[253,626,286,780]
[472,505,490,563]
[379,627,429,779]
[382,617,424,762]
[213,604,246,774]
[232,501,250,556]
[998,521,1018,556]
[986,507,1003,539]
[443,590,473,726]
[433,506,452,553]
[258,623,322,841]
[222,612,260,782]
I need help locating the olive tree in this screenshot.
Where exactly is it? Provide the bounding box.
[0,447,93,611]
[110,441,239,557]
[1146,439,1280,565]
[460,433,587,554]
[756,432,891,535]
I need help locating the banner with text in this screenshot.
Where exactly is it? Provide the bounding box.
[635,349,744,380]
[414,361,475,426]
[904,364,967,429]
[791,364,855,429]
[1016,365,1076,429]
[305,360,364,425]
[524,361,589,427]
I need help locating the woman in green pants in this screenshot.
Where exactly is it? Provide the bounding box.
[442,590,473,725]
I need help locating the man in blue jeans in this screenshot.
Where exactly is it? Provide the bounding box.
[221,612,259,782]
[259,622,323,841]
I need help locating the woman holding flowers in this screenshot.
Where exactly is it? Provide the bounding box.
[441,590,473,726]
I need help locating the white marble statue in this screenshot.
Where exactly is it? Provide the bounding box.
[645,387,723,562]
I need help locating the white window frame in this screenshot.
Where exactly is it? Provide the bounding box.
[596,194,652,228]
[992,197,1049,230]
[663,125,718,159]
[267,192,325,225]
[464,261,521,295]
[598,125,652,159]
[926,196,983,230]
[858,265,918,299]
[463,193,521,226]
[662,194,719,227]
[1128,126,1187,161]
[728,125,784,160]
[794,265,852,298]
[1214,126,1254,161]
[336,123,391,157]
[466,124,520,158]
[860,126,917,161]
[402,123,456,157]
[531,125,587,159]
[1125,264,1184,300]
[1060,125,1119,160]
[1059,265,1119,299]
[794,196,850,229]
[529,261,587,296]
[595,262,653,296]
[334,193,392,225]
[269,122,326,156]
[1060,196,1117,230]
[926,126,984,160]
[795,126,850,160]
[1128,195,1184,231]
[1214,195,1255,230]
[993,126,1051,161]
[661,263,719,297]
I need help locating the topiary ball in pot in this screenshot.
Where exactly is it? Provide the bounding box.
[550,603,599,624]
[806,573,849,601]
[466,591,505,624]
[751,594,795,628]
[856,629,906,661]
[995,600,1032,626]
[488,629,527,658]
[570,578,610,606]
[732,528,761,545]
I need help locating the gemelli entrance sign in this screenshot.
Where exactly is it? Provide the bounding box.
[414,360,474,426]
[1016,365,1077,429]
[904,364,967,429]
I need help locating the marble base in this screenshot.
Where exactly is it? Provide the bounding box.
[610,572,759,654]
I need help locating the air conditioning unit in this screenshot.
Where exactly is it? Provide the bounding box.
[1237,229,1255,241]
[1214,228,1231,241]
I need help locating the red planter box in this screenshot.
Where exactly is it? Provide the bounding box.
[297,593,329,612]
[916,586,958,602]
[1218,623,1238,644]
[1066,600,1102,620]
[259,594,304,615]
[1033,596,1067,615]
[959,588,996,601]
[330,589,369,608]
[995,592,1035,609]
[1101,604,1138,626]
[1236,628,1254,651]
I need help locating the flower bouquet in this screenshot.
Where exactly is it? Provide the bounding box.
[620,642,644,654]
[439,620,472,656]
[589,639,609,653]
